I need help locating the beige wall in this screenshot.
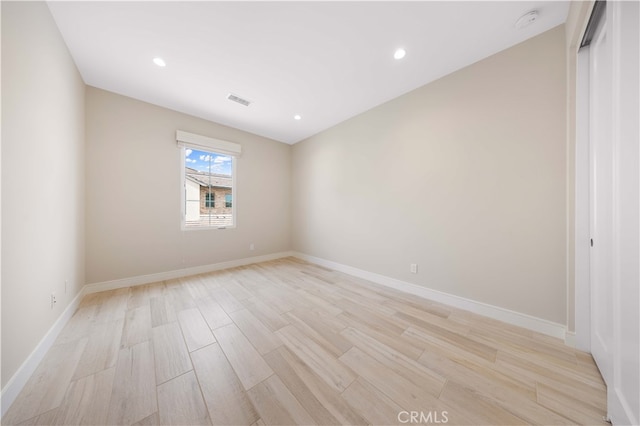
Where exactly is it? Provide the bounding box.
[292,26,568,324]
[85,88,290,284]
[1,2,86,388]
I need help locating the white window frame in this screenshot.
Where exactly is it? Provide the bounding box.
[177,130,240,231]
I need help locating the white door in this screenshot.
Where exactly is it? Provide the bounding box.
[588,7,613,386]
[584,2,640,424]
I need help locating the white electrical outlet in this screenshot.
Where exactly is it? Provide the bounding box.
[65,280,68,294]
[410,264,418,274]
[51,293,57,309]
[250,243,255,251]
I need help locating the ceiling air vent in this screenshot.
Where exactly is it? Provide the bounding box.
[227,93,252,107]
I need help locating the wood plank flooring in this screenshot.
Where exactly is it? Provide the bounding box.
[4,257,607,425]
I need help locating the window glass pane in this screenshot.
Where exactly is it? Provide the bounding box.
[184,147,233,228]
[205,193,215,208]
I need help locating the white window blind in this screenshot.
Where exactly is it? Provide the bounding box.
[176,130,242,157]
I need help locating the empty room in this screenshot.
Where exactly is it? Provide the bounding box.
[1,1,639,425]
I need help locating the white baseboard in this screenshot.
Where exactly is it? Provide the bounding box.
[1,287,87,418]
[84,251,295,294]
[292,252,569,341]
[564,331,576,348]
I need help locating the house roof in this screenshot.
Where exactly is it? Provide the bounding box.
[186,167,231,188]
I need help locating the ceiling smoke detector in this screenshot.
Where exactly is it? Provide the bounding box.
[515,10,538,30]
[227,93,252,107]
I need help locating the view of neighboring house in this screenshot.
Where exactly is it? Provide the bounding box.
[185,167,232,226]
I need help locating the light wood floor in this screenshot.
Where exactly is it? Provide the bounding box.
[4,257,606,425]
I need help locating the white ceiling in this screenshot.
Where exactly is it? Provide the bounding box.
[48,1,569,144]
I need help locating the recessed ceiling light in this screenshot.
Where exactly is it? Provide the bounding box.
[153,57,166,67]
[394,48,406,60]
[294,114,302,120]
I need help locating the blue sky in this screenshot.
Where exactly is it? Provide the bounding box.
[185,148,232,175]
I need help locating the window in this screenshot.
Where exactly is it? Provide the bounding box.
[183,148,233,228]
[205,193,215,208]
[178,130,240,229]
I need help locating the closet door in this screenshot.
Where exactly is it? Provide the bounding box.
[588,4,613,387]
[585,2,639,423]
